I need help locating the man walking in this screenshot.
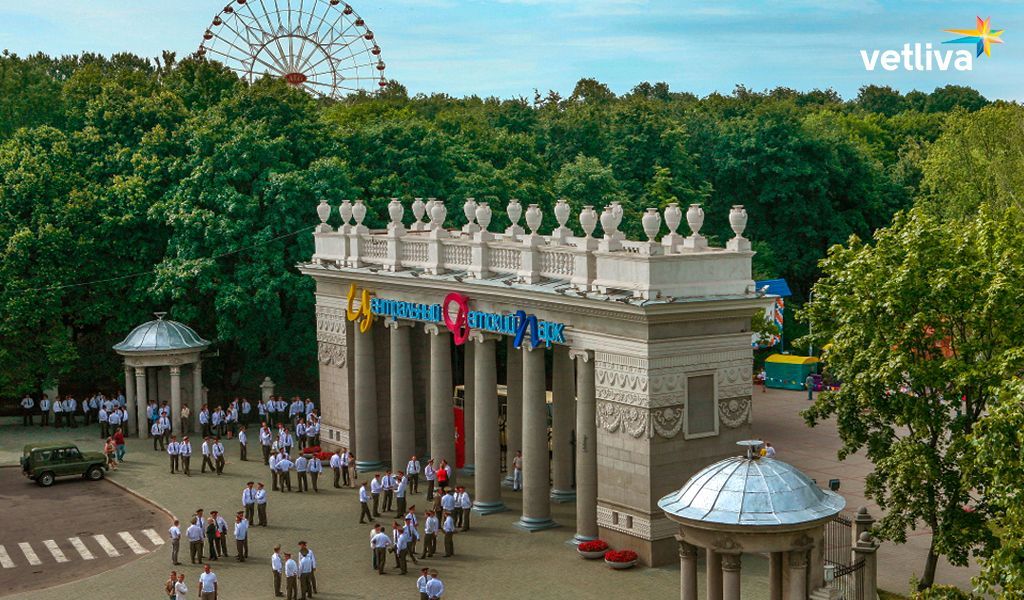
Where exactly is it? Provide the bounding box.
[152,419,166,451]
[201,437,214,474]
[406,455,421,494]
[277,453,294,492]
[395,472,408,518]
[512,450,523,491]
[260,423,273,464]
[168,519,182,566]
[442,511,455,557]
[341,447,352,487]
[309,454,322,493]
[806,373,816,401]
[359,481,373,524]
[238,425,248,461]
[271,546,284,598]
[424,459,436,501]
[421,511,438,559]
[212,437,226,475]
[295,453,309,493]
[371,473,383,517]
[457,487,472,531]
[370,525,392,575]
[168,436,180,474]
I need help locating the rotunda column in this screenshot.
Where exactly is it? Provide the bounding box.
[503,336,522,487]
[462,338,475,475]
[169,365,182,437]
[676,536,698,600]
[721,553,742,600]
[769,552,784,600]
[425,324,455,472]
[571,348,597,542]
[550,344,575,502]
[134,367,148,439]
[124,364,136,437]
[707,549,723,600]
[788,550,808,600]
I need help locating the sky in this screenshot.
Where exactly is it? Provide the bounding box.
[0,0,1021,100]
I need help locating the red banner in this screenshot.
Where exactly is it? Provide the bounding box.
[454,406,465,468]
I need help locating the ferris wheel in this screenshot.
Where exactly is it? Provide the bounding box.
[198,0,386,99]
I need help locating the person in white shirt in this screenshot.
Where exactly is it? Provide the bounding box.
[284,552,299,598]
[168,519,182,566]
[241,398,252,425]
[395,473,408,517]
[276,454,294,492]
[299,550,314,597]
[406,455,421,494]
[457,487,473,531]
[341,447,352,487]
[269,451,281,491]
[330,450,343,489]
[64,396,78,428]
[98,405,109,438]
[212,511,229,558]
[298,541,318,595]
[295,420,307,449]
[197,564,217,600]
[212,437,226,475]
[426,570,445,600]
[255,482,269,527]
[39,394,51,427]
[233,512,248,562]
[421,511,439,559]
[168,436,180,474]
[174,573,188,600]
[186,521,204,564]
[308,455,323,493]
[242,481,256,522]
[295,454,309,493]
[200,437,214,474]
[20,394,35,426]
[51,395,63,428]
[381,470,395,513]
[442,511,455,557]
[370,474,383,517]
[424,459,437,500]
[179,437,193,476]
[278,428,293,455]
[199,405,211,437]
[764,441,777,458]
[416,567,431,599]
[238,426,248,462]
[370,525,392,575]
[271,546,284,597]
[108,407,122,436]
[259,423,274,465]
[159,413,172,446]
[512,450,523,491]
[358,482,372,524]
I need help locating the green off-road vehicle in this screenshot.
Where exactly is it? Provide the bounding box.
[21,443,107,487]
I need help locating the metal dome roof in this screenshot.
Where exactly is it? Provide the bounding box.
[112,313,211,353]
[658,448,845,527]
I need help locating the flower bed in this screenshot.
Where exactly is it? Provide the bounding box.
[604,549,638,569]
[577,540,609,559]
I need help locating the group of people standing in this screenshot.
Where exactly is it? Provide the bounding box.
[19,391,128,430]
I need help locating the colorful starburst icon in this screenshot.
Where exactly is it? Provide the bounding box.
[944,16,1005,57]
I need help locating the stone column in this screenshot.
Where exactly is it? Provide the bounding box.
[355,322,384,471]
[515,341,557,531]
[722,554,742,600]
[260,377,275,403]
[550,345,575,502]
[169,365,182,437]
[124,364,136,437]
[503,336,522,486]
[571,349,597,543]
[461,339,475,475]
[788,550,807,600]
[769,552,784,600]
[853,532,878,600]
[471,332,506,514]
[134,367,148,438]
[387,319,415,470]
[707,549,723,600]
[677,537,698,600]
[425,324,455,469]
[192,360,203,431]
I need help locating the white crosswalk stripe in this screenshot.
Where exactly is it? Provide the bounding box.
[18,542,41,566]
[68,537,95,560]
[0,545,14,569]
[92,534,120,557]
[117,531,148,555]
[42,540,69,563]
[141,529,164,546]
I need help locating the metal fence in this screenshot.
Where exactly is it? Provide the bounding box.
[824,512,865,600]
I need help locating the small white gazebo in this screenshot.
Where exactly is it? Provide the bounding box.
[113,312,211,438]
[659,441,846,600]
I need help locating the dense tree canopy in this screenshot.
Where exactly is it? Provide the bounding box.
[0,51,992,398]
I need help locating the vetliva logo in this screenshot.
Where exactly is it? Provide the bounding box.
[860,16,1004,72]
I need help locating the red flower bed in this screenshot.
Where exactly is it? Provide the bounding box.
[604,550,638,563]
[578,540,609,553]
[302,445,322,455]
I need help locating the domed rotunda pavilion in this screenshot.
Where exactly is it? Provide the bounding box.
[113,312,210,438]
[659,441,851,600]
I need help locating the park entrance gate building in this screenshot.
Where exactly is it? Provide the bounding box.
[301,197,767,565]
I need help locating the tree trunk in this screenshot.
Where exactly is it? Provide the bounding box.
[918,540,939,590]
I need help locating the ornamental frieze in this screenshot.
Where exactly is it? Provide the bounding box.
[718,396,751,428]
[597,400,688,439]
[317,341,346,368]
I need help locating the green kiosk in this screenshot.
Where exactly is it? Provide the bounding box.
[764,354,819,390]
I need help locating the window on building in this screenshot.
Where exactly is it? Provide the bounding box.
[687,374,716,437]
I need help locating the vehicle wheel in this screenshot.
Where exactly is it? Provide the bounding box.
[38,472,55,487]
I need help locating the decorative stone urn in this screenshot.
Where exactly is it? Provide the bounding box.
[729,205,748,238]
[352,199,367,228]
[686,203,704,236]
[600,205,617,238]
[642,208,662,242]
[316,199,331,224]
[462,197,479,234]
[525,203,542,234]
[430,200,447,229]
[579,205,598,238]
[387,198,404,231]
[339,199,353,227]
[411,197,426,230]
[475,202,492,231]
[505,198,524,239]
[664,203,682,236]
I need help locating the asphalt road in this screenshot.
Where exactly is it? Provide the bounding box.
[0,466,168,597]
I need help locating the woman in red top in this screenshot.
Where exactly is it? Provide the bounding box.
[113,427,126,463]
[436,459,449,495]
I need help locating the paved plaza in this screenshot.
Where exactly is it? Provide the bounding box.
[0,386,976,598]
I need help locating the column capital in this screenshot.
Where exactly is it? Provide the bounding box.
[568,348,593,362]
[384,317,415,330]
[124,364,133,373]
[423,323,448,336]
[721,553,743,571]
[134,368,146,378]
[787,549,808,569]
[170,365,181,376]
[520,338,545,352]
[468,330,501,344]
[675,535,698,560]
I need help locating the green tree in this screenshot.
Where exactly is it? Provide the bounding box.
[802,205,1024,589]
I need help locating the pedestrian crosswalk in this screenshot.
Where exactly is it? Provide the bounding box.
[0,529,165,569]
